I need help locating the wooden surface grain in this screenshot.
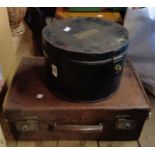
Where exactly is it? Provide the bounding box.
[139,93,155,147]
[35,141,58,147]
[98,141,139,147]
[58,141,98,147]
[17,141,36,147]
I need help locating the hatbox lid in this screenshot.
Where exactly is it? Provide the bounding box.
[42,17,129,61]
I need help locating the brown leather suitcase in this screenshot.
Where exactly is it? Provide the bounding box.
[1,57,150,140]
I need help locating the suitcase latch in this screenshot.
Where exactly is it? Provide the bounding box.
[15,117,38,132]
[115,118,137,130]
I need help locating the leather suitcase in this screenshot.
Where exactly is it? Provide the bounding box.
[1,57,150,140]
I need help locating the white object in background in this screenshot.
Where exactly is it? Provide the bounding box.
[124,7,155,95]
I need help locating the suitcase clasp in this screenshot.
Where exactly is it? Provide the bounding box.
[15,116,38,132]
[115,115,137,130]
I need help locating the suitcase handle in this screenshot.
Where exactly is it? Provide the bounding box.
[50,123,103,133]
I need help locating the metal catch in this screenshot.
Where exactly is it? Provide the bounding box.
[115,118,137,130]
[15,117,38,132]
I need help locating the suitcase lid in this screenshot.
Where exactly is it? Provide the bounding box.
[42,17,129,61]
